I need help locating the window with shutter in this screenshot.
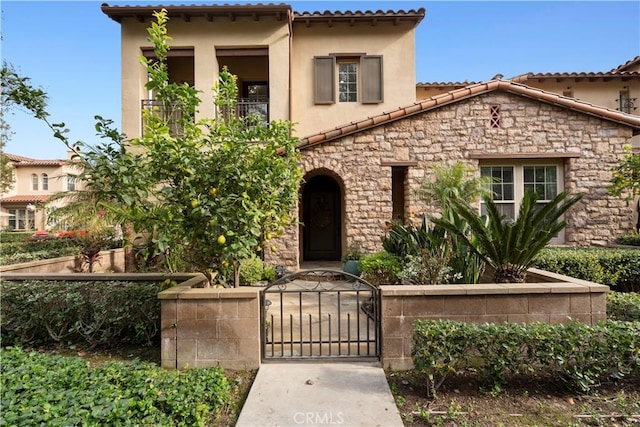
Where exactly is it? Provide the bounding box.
[361,55,383,103]
[314,56,336,104]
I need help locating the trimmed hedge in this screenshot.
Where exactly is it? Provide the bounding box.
[615,234,640,247]
[608,291,640,322]
[534,247,640,292]
[413,319,640,395]
[0,232,32,243]
[0,239,79,265]
[1,280,163,347]
[1,347,230,426]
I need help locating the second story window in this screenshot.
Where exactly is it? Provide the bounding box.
[617,89,637,114]
[338,63,358,102]
[314,55,383,105]
[67,176,75,191]
[31,174,38,191]
[42,173,48,191]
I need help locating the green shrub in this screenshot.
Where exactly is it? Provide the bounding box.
[1,280,161,347]
[0,232,32,243]
[534,247,640,292]
[413,319,640,395]
[263,265,276,282]
[607,291,640,322]
[1,347,230,426]
[615,234,640,247]
[239,255,264,285]
[359,251,402,285]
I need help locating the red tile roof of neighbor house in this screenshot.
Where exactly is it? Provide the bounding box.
[509,56,640,82]
[0,195,51,203]
[297,80,640,150]
[4,153,66,167]
[101,3,425,26]
[611,56,640,73]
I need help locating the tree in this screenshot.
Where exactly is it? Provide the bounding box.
[432,191,583,283]
[0,63,51,193]
[62,9,303,285]
[609,145,640,201]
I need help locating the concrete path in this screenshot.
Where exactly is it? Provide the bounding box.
[236,362,403,427]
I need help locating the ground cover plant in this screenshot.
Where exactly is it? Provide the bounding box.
[0,347,232,426]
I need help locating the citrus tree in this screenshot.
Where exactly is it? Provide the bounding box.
[105,10,303,285]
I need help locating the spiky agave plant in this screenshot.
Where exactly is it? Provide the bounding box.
[432,191,583,283]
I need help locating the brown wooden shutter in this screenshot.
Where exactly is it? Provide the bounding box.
[314,56,335,104]
[361,55,383,104]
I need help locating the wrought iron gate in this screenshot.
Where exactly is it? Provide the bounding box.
[261,269,380,361]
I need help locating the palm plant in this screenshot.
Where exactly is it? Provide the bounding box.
[432,191,584,283]
[415,163,493,283]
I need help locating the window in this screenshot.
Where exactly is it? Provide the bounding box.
[523,166,557,204]
[617,89,637,113]
[392,167,408,222]
[42,174,48,191]
[314,55,383,105]
[481,166,514,218]
[480,162,563,221]
[338,63,358,102]
[31,174,38,191]
[67,176,76,191]
[8,208,35,231]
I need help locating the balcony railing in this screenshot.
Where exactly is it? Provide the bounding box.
[142,98,269,135]
[220,98,269,125]
[141,100,185,136]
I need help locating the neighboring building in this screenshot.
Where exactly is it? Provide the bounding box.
[103,3,640,269]
[101,3,424,140]
[0,152,81,231]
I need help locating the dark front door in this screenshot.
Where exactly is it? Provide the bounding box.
[303,175,341,261]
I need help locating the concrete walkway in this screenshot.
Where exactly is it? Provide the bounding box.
[236,362,403,427]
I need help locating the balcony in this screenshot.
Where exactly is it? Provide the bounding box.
[220,98,269,124]
[142,98,269,136]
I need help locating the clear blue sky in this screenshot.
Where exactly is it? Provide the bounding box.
[2,1,639,160]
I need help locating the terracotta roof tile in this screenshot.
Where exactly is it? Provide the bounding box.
[610,56,640,73]
[510,71,640,82]
[3,152,66,166]
[0,195,51,203]
[416,81,479,87]
[298,80,640,150]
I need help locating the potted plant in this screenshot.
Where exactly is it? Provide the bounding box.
[342,241,363,276]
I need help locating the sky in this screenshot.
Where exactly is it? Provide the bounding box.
[1,0,639,160]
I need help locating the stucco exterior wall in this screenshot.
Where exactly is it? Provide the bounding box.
[291,23,417,138]
[273,91,634,269]
[118,16,291,141]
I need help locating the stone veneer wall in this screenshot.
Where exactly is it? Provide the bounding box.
[381,269,609,370]
[270,91,635,269]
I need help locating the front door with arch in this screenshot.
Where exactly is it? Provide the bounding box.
[301,174,342,261]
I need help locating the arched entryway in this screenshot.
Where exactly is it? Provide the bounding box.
[301,173,343,261]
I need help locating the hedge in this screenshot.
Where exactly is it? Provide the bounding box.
[607,291,640,322]
[1,347,230,426]
[534,247,640,292]
[413,319,640,396]
[1,280,164,348]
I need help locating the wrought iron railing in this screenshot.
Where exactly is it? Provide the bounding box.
[219,98,269,124]
[142,98,269,135]
[141,100,185,136]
